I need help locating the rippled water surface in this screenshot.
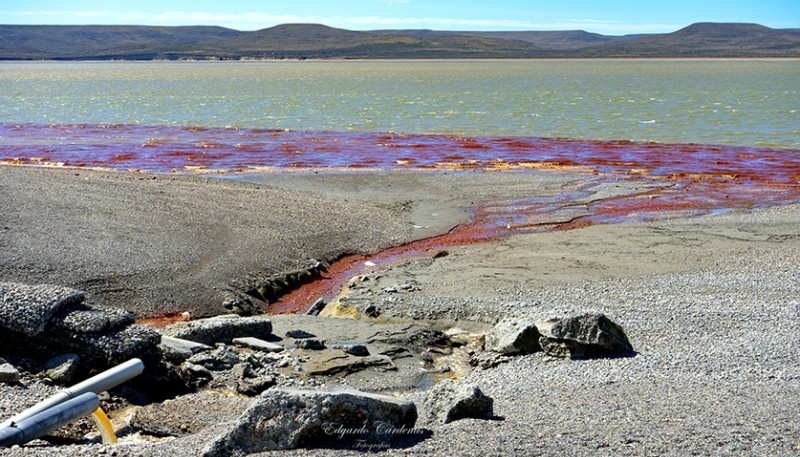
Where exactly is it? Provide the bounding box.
[1,59,798,148]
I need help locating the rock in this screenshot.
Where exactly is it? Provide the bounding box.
[232,337,284,353]
[159,335,213,363]
[469,351,512,370]
[202,387,418,455]
[305,298,326,316]
[180,362,213,389]
[285,329,315,339]
[361,303,380,318]
[537,313,634,359]
[187,345,239,371]
[484,318,542,355]
[235,375,276,396]
[231,362,254,379]
[296,338,325,350]
[56,305,134,334]
[162,315,273,345]
[0,362,20,384]
[0,282,84,336]
[331,343,370,357]
[420,381,494,424]
[0,282,185,394]
[44,353,81,384]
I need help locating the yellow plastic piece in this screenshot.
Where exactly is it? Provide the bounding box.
[91,407,118,445]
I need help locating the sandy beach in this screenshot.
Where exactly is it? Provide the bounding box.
[1,165,799,455]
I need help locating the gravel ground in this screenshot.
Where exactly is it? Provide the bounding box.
[1,170,798,456]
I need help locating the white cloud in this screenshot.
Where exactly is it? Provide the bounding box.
[0,9,679,34]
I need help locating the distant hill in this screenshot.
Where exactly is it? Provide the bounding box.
[577,23,800,57]
[0,22,798,60]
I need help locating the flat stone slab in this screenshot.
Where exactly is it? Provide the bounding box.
[160,335,213,362]
[232,337,284,353]
[162,315,273,345]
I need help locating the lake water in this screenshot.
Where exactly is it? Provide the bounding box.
[1,60,798,148]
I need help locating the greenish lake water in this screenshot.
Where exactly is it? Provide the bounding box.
[0,59,798,148]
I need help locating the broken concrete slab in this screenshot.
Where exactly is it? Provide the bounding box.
[159,335,213,363]
[161,315,273,345]
[232,337,284,353]
[0,282,85,336]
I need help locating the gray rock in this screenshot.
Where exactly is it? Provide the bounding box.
[285,329,315,339]
[56,305,134,334]
[44,353,81,384]
[537,313,634,359]
[180,362,213,389]
[162,315,273,345]
[60,322,161,365]
[331,343,370,357]
[361,303,381,318]
[296,338,325,350]
[231,362,254,379]
[0,362,20,384]
[203,387,418,455]
[187,345,239,371]
[235,375,276,396]
[484,318,542,355]
[0,282,84,336]
[469,351,512,369]
[420,381,494,424]
[232,337,284,353]
[159,335,213,363]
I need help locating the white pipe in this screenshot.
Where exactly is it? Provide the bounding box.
[0,392,100,447]
[0,358,143,429]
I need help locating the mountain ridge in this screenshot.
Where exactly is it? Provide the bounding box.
[0,22,798,60]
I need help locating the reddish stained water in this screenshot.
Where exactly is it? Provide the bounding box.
[3,123,799,314]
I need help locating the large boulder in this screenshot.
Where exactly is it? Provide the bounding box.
[484,318,541,355]
[203,387,419,456]
[537,313,634,359]
[420,381,494,424]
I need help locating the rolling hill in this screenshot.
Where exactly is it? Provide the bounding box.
[0,22,797,60]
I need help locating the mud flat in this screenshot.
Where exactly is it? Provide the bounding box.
[1,165,799,455]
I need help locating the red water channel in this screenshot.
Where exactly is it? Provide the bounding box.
[3,123,799,314]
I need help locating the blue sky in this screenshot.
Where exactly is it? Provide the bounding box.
[1,0,798,35]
